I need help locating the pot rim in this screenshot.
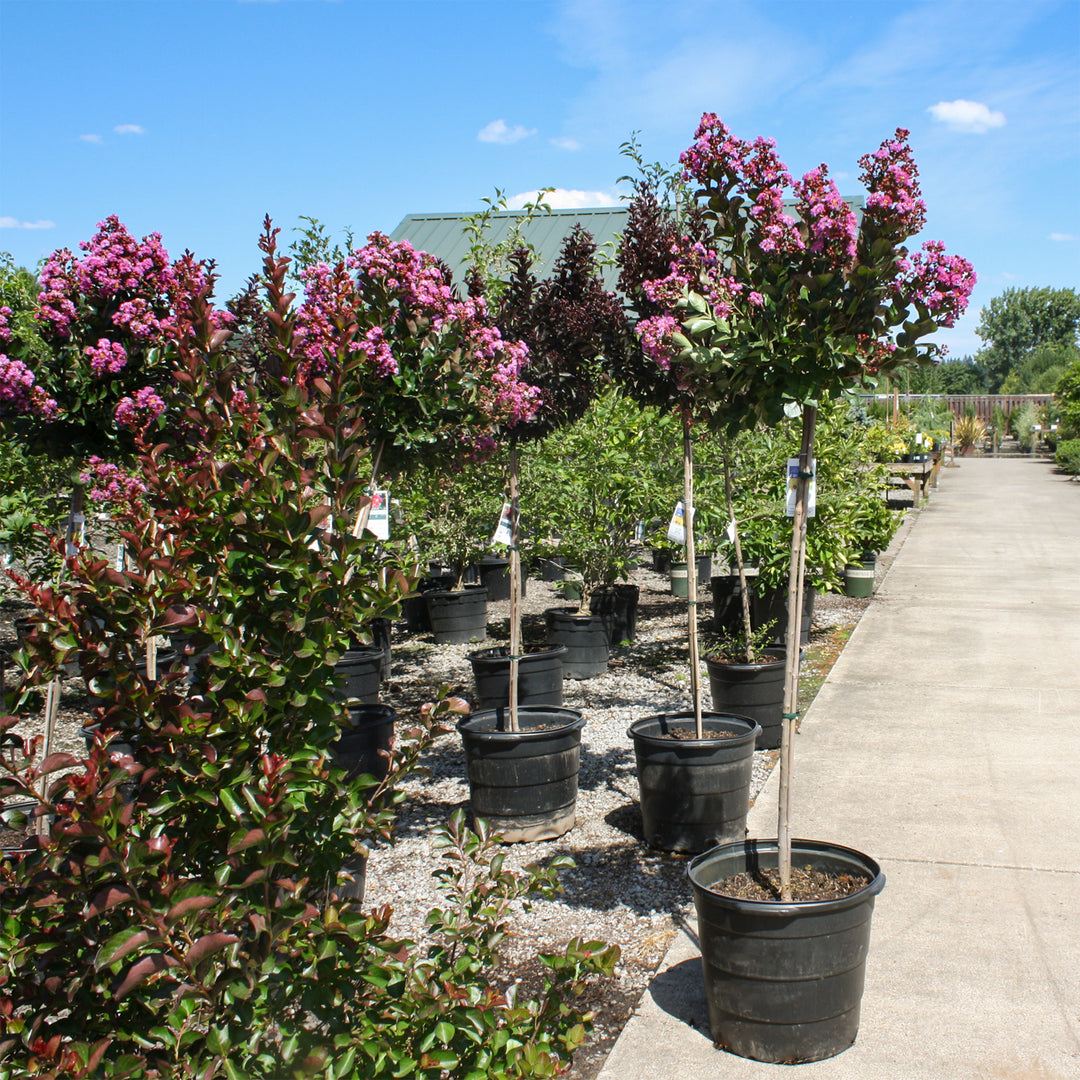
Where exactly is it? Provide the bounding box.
[459,705,586,739]
[467,643,568,664]
[688,837,886,915]
[704,646,785,670]
[627,711,761,747]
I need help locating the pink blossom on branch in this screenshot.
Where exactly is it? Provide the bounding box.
[858,128,927,239]
[114,386,166,431]
[898,240,977,327]
[78,456,146,507]
[85,338,128,377]
[0,354,58,418]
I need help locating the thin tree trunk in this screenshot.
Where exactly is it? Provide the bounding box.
[778,405,817,899]
[722,447,754,663]
[507,443,522,732]
[683,419,702,737]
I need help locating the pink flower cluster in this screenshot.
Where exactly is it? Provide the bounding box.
[293,232,539,430]
[0,354,58,417]
[899,241,977,328]
[85,338,128,377]
[78,456,146,506]
[0,306,12,343]
[858,129,927,238]
[635,314,681,370]
[793,166,858,268]
[114,386,166,431]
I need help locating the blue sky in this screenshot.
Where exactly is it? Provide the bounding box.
[2,0,1077,359]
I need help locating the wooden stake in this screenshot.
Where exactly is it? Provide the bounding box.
[507,443,522,732]
[683,419,702,737]
[778,404,817,899]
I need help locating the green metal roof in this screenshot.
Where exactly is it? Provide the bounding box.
[389,206,629,292]
[389,197,863,294]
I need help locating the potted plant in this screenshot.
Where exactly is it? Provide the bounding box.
[619,115,974,1061]
[954,413,987,456]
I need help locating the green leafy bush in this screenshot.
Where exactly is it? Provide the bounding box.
[0,228,616,1078]
[1055,438,1080,475]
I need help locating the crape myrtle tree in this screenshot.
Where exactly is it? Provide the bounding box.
[0,221,618,1078]
[619,115,975,895]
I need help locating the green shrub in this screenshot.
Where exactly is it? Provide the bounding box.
[1055,438,1080,475]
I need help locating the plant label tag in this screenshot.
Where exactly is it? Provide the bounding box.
[726,518,737,543]
[667,500,693,545]
[785,459,816,518]
[492,502,513,547]
[365,492,389,540]
[115,545,126,572]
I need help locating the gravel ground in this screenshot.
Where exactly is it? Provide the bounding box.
[0,552,874,1079]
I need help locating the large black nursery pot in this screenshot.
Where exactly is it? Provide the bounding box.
[688,838,886,1064]
[710,572,756,638]
[468,644,567,710]
[751,584,816,647]
[425,586,489,645]
[588,583,640,645]
[467,555,525,602]
[329,702,396,784]
[705,647,786,751]
[334,646,383,704]
[458,706,586,843]
[627,712,760,853]
[402,567,456,632]
[544,607,609,679]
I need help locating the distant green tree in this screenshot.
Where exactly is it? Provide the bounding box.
[906,356,988,394]
[975,286,1080,391]
[999,340,1080,394]
[1054,357,1080,440]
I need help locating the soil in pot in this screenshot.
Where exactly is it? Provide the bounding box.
[688,838,885,1064]
[468,643,566,711]
[458,706,586,843]
[627,712,761,853]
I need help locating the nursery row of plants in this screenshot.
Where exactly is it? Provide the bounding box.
[0,115,982,1076]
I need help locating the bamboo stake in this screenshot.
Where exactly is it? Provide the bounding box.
[778,404,817,899]
[683,419,702,737]
[507,444,522,732]
[722,447,754,663]
[36,676,60,835]
[351,440,386,539]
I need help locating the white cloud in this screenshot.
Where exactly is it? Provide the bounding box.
[477,119,536,145]
[550,136,582,151]
[114,123,145,135]
[79,133,104,144]
[0,217,56,230]
[1049,232,1076,243]
[507,188,623,210]
[927,99,1006,134]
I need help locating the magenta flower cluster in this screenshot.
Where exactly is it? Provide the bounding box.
[293,232,539,429]
[857,130,927,238]
[85,338,128,377]
[0,354,58,418]
[78,456,147,506]
[900,241,977,328]
[793,166,858,266]
[114,386,166,431]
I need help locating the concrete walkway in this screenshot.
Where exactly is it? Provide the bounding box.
[598,457,1080,1080]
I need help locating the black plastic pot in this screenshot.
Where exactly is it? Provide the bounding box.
[468,644,566,710]
[330,702,396,783]
[543,607,609,679]
[334,646,383,704]
[627,712,761,853]
[458,706,586,842]
[710,573,756,638]
[688,838,886,1064]
[425,587,489,645]
[751,584,816,646]
[473,555,525,601]
[589,583,640,645]
[402,569,456,632]
[538,554,568,581]
[705,648,786,751]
